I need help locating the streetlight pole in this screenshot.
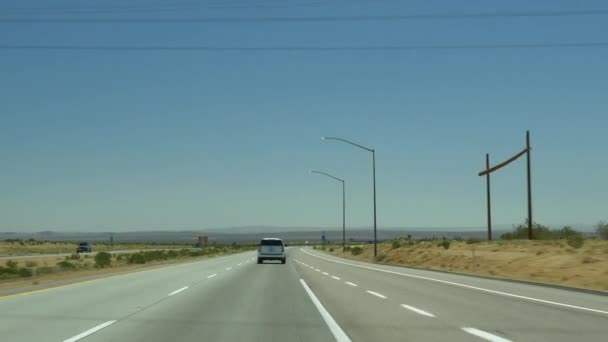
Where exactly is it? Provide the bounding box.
[310,171,346,252]
[322,137,378,257]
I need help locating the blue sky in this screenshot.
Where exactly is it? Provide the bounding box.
[1,0,607,232]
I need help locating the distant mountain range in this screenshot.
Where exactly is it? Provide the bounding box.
[0,223,598,244]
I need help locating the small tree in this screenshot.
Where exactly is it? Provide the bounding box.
[95,252,112,268]
[596,221,608,240]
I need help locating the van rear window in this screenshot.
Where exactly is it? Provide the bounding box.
[261,240,282,246]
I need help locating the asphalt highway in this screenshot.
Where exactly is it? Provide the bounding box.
[1,247,606,341]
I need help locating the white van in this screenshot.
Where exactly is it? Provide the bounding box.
[257,238,286,264]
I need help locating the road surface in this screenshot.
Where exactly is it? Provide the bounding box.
[1,247,606,341]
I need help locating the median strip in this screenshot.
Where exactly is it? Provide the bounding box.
[63,320,117,342]
[168,286,189,296]
[461,327,512,342]
[400,304,435,317]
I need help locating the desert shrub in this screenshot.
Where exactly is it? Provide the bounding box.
[167,250,178,258]
[596,221,608,240]
[128,253,146,264]
[18,268,33,277]
[329,248,334,252]
[391,241,401,249]
[466,238,481,244]
[375,254,387,262]
[566,235,584,249]
[179,249,191,257]
[189,250,204,257]
[25,261,38,267]
[351,247,363,255]
[0,266,17,275]
[5,260,18,269]
[35,266,57,275]
[438,240,451,250]
[344,246,352,252]
[68,253,81,260]
[501,220,554,240]
[312,246,317,250]
[57,260,76,269]
[94,252,112,268]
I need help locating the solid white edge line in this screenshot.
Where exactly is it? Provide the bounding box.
[345,282,358,287]
[331,276,341,280]
[462,327,512,342]
[400,304,436,317]
[300,248,608,315]
[299,279,351,342]
[168,286,189,296]
[366,290,387,299]
[63,320,117,342]
[208,273,217,279]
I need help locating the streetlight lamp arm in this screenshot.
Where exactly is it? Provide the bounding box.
[322,137,374,152]
[310,170,344,183]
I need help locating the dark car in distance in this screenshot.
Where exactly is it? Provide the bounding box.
[76,242,92,253]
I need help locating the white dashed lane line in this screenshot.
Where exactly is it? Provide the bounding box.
[322,272,329,276]
[331,276,341,280]
[207,273,217,279]
[315,269,321,272]
[168,286,189,297]
[62,321,117,342]
[400,304,436,317]
[461,328,512,342]
[345,282,358,287]
[225,267,232,271]
[237,263,242,266]
[366,290,387,299]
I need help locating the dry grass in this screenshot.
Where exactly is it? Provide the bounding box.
[0,242,190,255]
[1,247,253,292]
[326,239,608,292]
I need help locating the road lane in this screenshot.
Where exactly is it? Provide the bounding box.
[0,251,258,342]
[83,255,335,342]
[293,248,608,341]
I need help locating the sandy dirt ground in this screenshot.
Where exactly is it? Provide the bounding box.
[324,239,608,292]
